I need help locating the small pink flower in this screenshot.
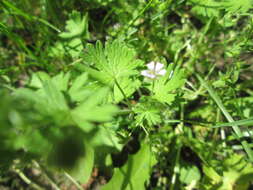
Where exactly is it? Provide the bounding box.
[141,61,166,79]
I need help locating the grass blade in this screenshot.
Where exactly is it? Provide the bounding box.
[212,118,253,128]
[196,74,253,162]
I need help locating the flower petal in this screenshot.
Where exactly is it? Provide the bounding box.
[141,70,156,79]
[157,69,166,76]
[154,62,164,71]
[147,61,156,70]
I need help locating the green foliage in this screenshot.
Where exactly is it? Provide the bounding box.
[0,71,120,185]
[189,0,221,18]
[179,161,201,185]
[133,98,162,127]
[15,71,118,130]
[101,143,156,190]
[65,142,94,183]
[50,11,89,59]
[222,0,253,13]
[189,0,252,18]
[1,0,253,189]
[81,40,143,102]
[151,65,186,104]
[59,11,89,39]
[202,154,253,190]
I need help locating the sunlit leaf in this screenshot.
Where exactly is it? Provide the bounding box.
[102,143,156,190]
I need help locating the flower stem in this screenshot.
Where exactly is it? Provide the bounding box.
[114,78,132,107]
[64,172,83,190]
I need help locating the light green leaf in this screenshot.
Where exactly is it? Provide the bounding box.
[29,72,70,92]
[81,40,143,102]
[29,72,51,88]
[14,82,70,125]
[101,143,156,190]
[112,77,141,103]
[179,162,201,184]
[51,72,71,92]
[190,0,221,18]
[65,38,83,58]
[68,73,91,102]
[213,154,253,190]
[203,165,221,183]
[152,66,185,104]
[71,87,118,131]
[133,100,162,127]
[90,126,122,151]
[222,0,252,13]
[42,80,69,111]
[66,142,94,184]
[59,11,89,39]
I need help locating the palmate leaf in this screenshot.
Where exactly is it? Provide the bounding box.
[13,72,119,183]
[133,99,162,127]
[71,87,118,130]
[14,81,70,125]
[112,77,141,103]
[15,72,118,129]
[82,40,143,102]
[68,72,92,102]
[56,11,88,58]
[152,65,186,104]
[20,72,70,123]
[29,72,70,92]
[59,11,89,39]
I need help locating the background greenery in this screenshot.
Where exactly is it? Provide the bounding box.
[1,0,253,189]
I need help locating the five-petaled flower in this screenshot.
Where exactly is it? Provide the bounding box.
[141,61,166,79]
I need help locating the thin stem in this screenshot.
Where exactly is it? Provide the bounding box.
[164,119,213,127]
[14,168,43,190]
[114,78,132,107]
[140,124,149,135]
[217,108,227,157]
[150,79,155,96]
[170,143,181,190]
[68,58,83,67]
[117,109,133,115]
[64,172,83,190]
[32,161,61,190]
